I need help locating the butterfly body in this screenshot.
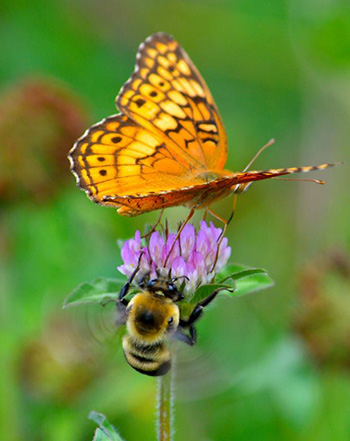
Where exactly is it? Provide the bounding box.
[69,33,336,217]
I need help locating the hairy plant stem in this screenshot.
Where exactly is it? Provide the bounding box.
[157,363,175,441]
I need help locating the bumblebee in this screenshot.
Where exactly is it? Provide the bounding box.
[116,257,223,376]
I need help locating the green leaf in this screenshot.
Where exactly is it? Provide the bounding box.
[189,263,274,305]
[89,411,124,441]
[93,429,110,441]
[216,263,249,279]
[217,263,274,297]
[229,269,274,297]
[189,283,233,304]
[63,277,125,308]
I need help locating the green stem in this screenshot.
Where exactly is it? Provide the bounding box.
[157,365,175,441]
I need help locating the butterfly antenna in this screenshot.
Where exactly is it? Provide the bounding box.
[270,177,325,185]
[243,138,275,172]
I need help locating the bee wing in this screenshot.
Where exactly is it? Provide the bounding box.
[170,341,233,401]
[64,301,125,360]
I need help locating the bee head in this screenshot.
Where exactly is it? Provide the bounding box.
[145,273,185,302]
[127,293,180,343]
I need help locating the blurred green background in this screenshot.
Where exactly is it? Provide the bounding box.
[1,0,349,440]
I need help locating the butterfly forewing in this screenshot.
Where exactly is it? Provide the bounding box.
[116,32,228,171]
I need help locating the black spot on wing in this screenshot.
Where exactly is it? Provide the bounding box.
[135,98,146,108]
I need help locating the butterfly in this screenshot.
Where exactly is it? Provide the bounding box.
[69,32,336,223]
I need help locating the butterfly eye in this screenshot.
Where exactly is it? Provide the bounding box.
[148,280,156,287]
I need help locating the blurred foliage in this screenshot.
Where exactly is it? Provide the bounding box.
[295,250,350,370]
[0,77,89,203]
[0,0,349,440]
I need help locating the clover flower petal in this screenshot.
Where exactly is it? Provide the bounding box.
[171,256,188,287]
[149,231,165,267]
[117,230,142,276]
[161,233,180,268]
[118,222,231,297]
[216,237,231,272]
[179,223,196,260]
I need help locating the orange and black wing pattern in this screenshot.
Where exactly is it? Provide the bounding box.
[69,113,213,215]
[69,33,337,216]
[116,32,227,171]
[69,33,229,216]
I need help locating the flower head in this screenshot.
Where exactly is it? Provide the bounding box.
[117,222,231,295]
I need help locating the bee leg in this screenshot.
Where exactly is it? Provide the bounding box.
[174,324,197,346]
[189,325,197,344]
[181,287,229,327]
[118,281,132,307]
[118,252,144,306]
[116,300,128,325]
[177,288,229,346]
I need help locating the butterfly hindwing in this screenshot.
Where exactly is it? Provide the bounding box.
[69,114,211,214]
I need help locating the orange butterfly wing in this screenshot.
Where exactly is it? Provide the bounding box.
[69,33,230,215]
[69,33,336,216]
[116,32,228,171]
[69,114,211,214]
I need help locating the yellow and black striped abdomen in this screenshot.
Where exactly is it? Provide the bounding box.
[122,335,171,376]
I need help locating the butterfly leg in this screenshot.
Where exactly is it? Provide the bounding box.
[242,138,275,172]
[164,207,196,266]
[218,193,237,241]
[207,207,232,240]
[207,207,235,272]
[141,208,164,239]
[202,208,208,221]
